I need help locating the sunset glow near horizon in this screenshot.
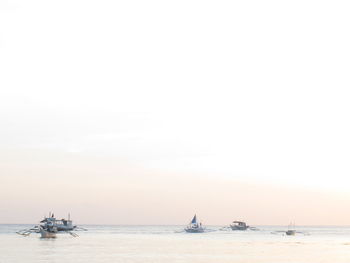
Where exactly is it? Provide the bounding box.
[1,0,350,225]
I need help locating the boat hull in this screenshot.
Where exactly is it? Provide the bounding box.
[230,225,248,231]
[40,230,57,238]
[286,230,296,236]
[185,228,204,233]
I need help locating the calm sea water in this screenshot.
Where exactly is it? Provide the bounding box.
[1,225,350,263]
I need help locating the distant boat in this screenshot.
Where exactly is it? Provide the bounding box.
[230,221,249,231]
[286,223,296,236]
[271,222,300,236]
[184,214,204,233]
[16,212,83,238]
[286,230,296,236]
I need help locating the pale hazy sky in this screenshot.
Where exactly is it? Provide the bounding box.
[1,0,350,225]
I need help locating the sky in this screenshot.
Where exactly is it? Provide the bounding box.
[0,0,350,225]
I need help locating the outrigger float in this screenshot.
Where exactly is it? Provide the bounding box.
[16,212,86,238]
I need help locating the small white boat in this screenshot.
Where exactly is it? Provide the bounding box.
[230,221,249,231]
[184,214,204,233]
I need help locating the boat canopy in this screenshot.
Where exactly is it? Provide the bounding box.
[233,221,246,225]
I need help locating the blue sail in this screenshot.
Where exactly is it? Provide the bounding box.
[191,215,197,224]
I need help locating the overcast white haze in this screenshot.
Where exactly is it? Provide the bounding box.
[1,0,350,225]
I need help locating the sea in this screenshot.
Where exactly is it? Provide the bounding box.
[1,225,350,263]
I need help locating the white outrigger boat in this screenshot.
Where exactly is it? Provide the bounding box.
[230,221,249,231]
[17,212,84,238]
[184,214,205,233]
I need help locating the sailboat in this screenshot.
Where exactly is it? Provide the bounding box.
[184,214,204,233]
